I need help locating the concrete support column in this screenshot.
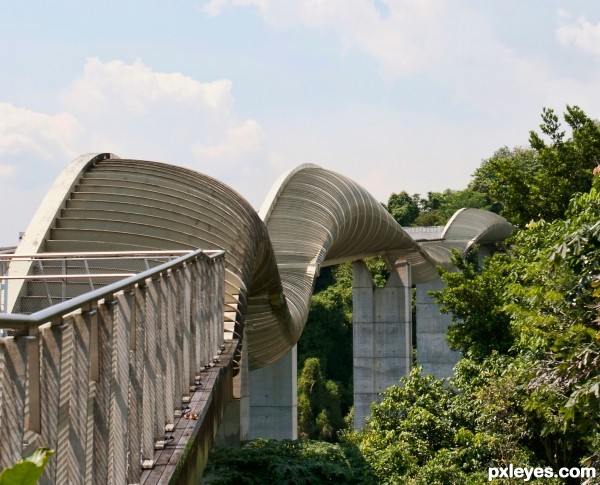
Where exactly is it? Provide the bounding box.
[215,330,249,447]
[353,260,412,430]
[247,345,297,440]
[415,278,459,379]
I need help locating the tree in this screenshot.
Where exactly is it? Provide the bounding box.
[434,181,600,474]
[203,439,376,484]
[344,366,554,484]
[412,189,491,227]
[297,358,344,441]
[298,263,354,433]
[472,105,600,226]
[434,251,513,360]
[471,146,537,227]
[385,191,420,226]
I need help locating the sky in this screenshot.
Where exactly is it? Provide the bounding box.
[1,1,600,246]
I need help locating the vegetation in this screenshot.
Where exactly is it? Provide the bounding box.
[0,448,54,485]
[384,187,490,227]
[297,259,390,440]
[297,264,353,440]
[202,439,376,484]
[206,106,600,484]
[471,105,600,227]
[344,365,561,484]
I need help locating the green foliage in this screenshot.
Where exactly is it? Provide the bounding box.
[297,257,398,441]
[433,183,600,472]
[386,191,421,226]
[471,146,538,226]
[384,188,491,227]
[0,448,54,485]
[364,256,389,287]
[348,368,458,482]
[345,367,549,484]
[472,105,600,226]
[297,358,344,441]
[299,285,352,387]
[435,251,513,360]
[413,188,492,226]
[202,439,376,484]
[284,105,600,484]
[408,449,469,485]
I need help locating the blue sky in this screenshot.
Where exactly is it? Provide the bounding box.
[1,0,600,245]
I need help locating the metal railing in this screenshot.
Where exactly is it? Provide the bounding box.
[0,248,231,484]
[0,256,8,315]
[0,251,195,314]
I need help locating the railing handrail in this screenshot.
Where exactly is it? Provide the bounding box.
[1,274,137,280]
[0,248,225,330]
[0,249,194,260]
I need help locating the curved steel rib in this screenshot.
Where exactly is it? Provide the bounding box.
[13,155,513,369]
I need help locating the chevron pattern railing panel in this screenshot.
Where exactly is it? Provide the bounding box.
[0,249,228,485]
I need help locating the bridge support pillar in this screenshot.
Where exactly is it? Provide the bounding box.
[215,330,250,447]
[248,345,297,440]
[415,278,460,379]
[352,259,412,430]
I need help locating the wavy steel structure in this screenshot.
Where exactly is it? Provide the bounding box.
[13,153,513,370]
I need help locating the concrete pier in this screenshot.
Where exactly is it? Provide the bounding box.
[215,328,250,446]
[352,260,412,430]
[247,346,297,439]
[415,278,460,379]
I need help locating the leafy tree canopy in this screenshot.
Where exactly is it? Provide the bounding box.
[203,439,376,484]
[384,188,491,227]
[472,105,600,226]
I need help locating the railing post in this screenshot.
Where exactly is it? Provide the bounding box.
[57,313,93,484]
[93,295,132,485]
[142,277,158,462]
[190,259,200,387]
[108,293,131,485]
[164,273,176,429]
[0,335,28,470]
[128,286,144,485]
[180,264,192,403]
[201,259,210,368]
[173,268,185,410]
[39,321,66,483]
[155,275,169,447]
[27,326,41,434]
[209,256,224,359]
[84,307,98,485]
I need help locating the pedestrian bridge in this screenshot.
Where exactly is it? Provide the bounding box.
[0,153,513,483]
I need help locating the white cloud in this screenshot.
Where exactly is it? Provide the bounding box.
[203,0,446,77]
[57,57,269,177]
[192,119,264,162]
[201,0,600,118]
[0,103,83,243]
[0,59,272,245]
[0,59,260,180]
[556,10,600,60]
[63,57,234,116]
[0,103,83,180]
[0,164,14,177]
